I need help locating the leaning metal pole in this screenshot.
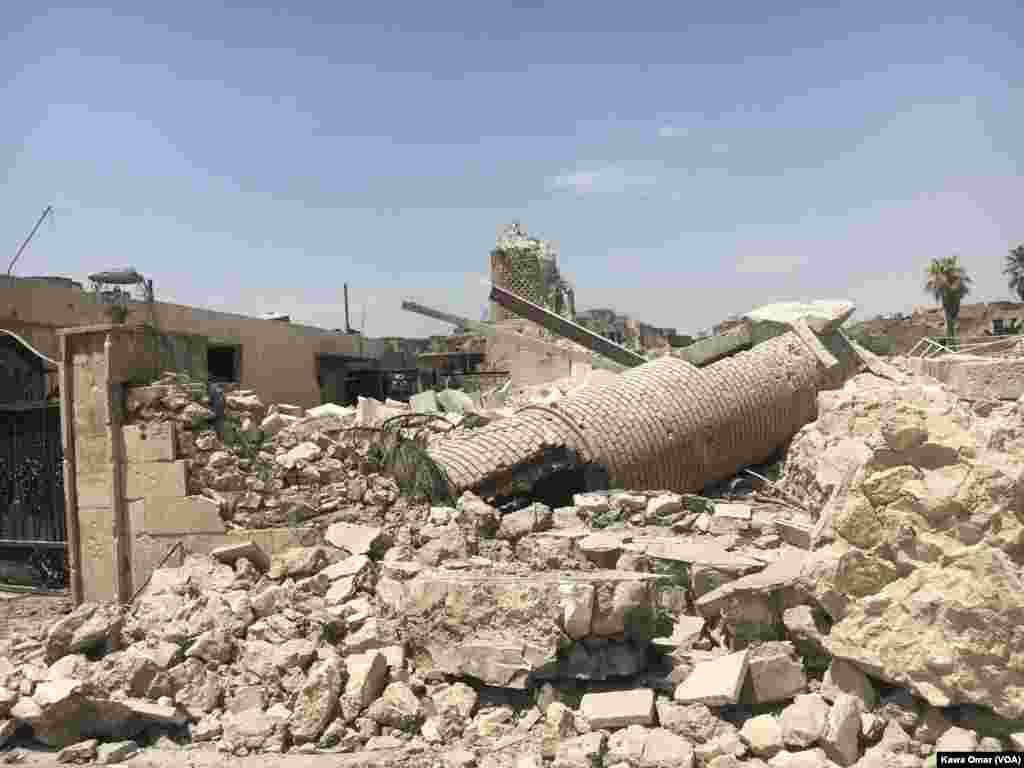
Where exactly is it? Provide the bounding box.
[427,322,846,497]
[489,283,647,368]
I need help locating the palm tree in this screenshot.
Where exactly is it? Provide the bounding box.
[925,256,973,343]
[1005,244,1024,301]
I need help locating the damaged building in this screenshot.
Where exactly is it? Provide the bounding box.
[2,241,1024,768]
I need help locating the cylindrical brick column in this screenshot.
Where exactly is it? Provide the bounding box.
[428,331,825,495]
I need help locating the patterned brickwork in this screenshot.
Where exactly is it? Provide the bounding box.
[490,248,549,322]
[428,331,824,495]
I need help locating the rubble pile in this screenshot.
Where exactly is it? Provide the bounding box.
[125,373,408,529]
[5,371,1024,765]
[778,372,1024,721]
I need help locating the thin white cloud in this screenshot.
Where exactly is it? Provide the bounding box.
[659,125,688,139]
[547,166,658,195]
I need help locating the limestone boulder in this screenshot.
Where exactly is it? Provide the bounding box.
[779,374,1024,719]
[221,706,288,753]
[780,694,830,749]
[824,547,1024,718]
[45,604,123,663]
[367,682,421,729]
[290,656,343,743]
[741,714,784,758]
[20,678,186,748]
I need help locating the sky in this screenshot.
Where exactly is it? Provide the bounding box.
[3,1,1022,338]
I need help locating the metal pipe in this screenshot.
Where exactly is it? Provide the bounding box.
[344,284,351,333]
[488,283,647,368]
[401,300,470,331]
[401,299,628,373]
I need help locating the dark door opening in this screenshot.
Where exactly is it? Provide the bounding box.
[207,345,241,383]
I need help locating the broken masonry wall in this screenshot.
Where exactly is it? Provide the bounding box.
[61,324,193,603]
[116,373,407,603]
[60,329,398,605]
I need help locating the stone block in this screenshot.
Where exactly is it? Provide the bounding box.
[641,537,766,573]
[580,689,654,729]
[561,583,595,641]
[674,650,750,706]
[748,649,808,705]
[76,470,113,508]
[122,423,176,463]
[78,506,119,603]
[125,461,187,500]
[775,519,813,549]
[696,553,806,618]
[75,433,113,474]
[129,496,224,535]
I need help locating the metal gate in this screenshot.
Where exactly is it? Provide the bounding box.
[0,332,66,588]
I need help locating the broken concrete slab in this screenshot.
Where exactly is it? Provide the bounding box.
[674,651,750,706]
[640,538,767,574]
[579,689,655,729]
[695,552,806,617]
[745,301,856,337]
[325,523,384,556]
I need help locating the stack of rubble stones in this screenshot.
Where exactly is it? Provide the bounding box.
[125,373,401,529]
[0,371,1021,766]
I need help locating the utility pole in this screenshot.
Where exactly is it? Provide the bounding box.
[7,205,54,276]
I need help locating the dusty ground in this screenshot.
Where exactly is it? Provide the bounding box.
[0,593,72,645]
[0,743,430,767]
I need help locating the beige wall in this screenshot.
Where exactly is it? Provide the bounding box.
[2,276,383,408]
[485,336,576,386]
[60,326,326,604]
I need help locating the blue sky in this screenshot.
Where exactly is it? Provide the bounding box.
[3,1,1022,337]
